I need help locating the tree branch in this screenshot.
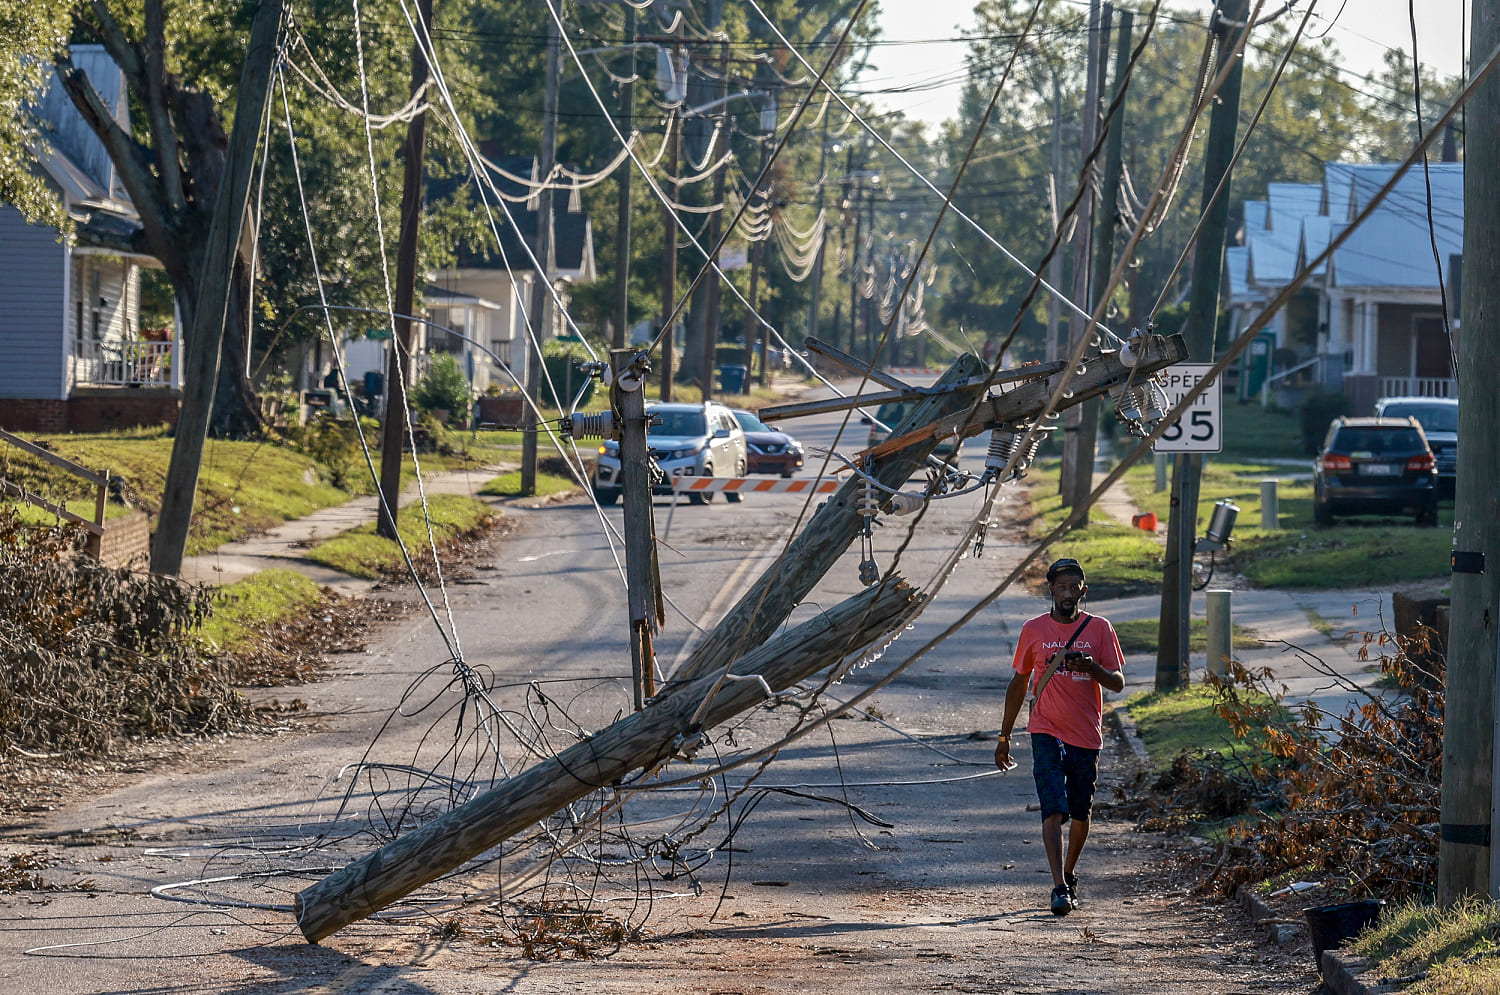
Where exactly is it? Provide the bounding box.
[55,55,173,259]
[141,0,186,215]
[77,1,145,92]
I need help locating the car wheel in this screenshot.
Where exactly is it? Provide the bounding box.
[593,487,619,507]
[1417,503,1439,526]
[726,459,747,502]
[1314,502,1333,527]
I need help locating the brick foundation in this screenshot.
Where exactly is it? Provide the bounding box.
[0,391,180,433]
[84,510,151,569]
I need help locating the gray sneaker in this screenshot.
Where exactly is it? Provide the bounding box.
[1050,884,1074,916]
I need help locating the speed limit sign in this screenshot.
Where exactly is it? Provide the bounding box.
[1152,364,1221,453]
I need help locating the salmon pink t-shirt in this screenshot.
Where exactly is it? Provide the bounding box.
[1011,612,1125,750]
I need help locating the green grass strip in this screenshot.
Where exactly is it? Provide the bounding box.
[306,494,496,579]
[197,568,324,652]
[479,471,577,498]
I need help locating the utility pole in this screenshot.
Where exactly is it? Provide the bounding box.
[150,0,284,575]
[377,0,435,540]
[700,37,730,401]
[805,109,832,351]
[747,133,771,388]
[1046,77,1064,365]
[521,1,561,497]
[1155,0,1247,690]
[659,107,680,401]
[611,5,636,351]
[847,171,864,366]
[1442,0,1497,906]
[1065,6,1130,514]
[1059,0,1104,503]
[612,349,659,710]
[863,183,878,365]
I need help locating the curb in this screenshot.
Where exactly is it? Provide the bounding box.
[1104,704,1150,766]
[1234,887,1386,994]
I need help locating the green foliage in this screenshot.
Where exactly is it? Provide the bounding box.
[1300,390,1353,455]
[287,413,371,491]
[412,353,473,417]
[0,0,71,228]
[1123,682,1285,775]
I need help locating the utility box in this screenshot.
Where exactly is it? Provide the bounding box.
[1239,330,1276,401]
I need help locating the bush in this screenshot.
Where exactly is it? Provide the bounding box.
[1300,390,1351,454]
[541,339,596,409]
[412,353,473,421]
[290,412,365,490]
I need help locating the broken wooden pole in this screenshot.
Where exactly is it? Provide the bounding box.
[668,352,987,686]
[294,578,922,942]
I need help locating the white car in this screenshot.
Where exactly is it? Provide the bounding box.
[592,401,748,505]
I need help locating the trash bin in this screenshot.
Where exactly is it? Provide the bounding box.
[718,364,748,394]
[364,370,384,399]
[1303,899,1385,971]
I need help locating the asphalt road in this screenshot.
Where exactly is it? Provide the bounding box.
[0,382,1323,993]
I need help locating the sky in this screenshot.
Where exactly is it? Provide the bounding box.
[866,0,1472,126]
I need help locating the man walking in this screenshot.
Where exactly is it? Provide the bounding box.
[995,557,1126,916]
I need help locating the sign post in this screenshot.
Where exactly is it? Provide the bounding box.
[1153,364,1222,453]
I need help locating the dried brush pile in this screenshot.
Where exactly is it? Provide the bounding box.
[1133,631,1444,904]
[0,509,250,755]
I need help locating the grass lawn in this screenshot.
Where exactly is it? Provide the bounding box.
[305,493,495,579]
[196,568,325,652]
[6,429,355,555]
[1024,459,1164,596]
[1112,617,1260,655]
[1349,897,1500,995]
[1123,682,1285,772]
[1022,409,1451,592]
[479,470,578,498]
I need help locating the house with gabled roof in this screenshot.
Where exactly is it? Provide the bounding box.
[427,152,596,395]
[1225,161,1460,412]
[0,45,181,433]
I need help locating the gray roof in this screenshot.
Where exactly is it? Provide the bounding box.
[1328,165,1462,289]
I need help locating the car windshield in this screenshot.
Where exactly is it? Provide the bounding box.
[734,410,771,433]
[650,409,707,437]
[874,403,910,429]
[1381,403,1458,433]
[1334,428,1424,453]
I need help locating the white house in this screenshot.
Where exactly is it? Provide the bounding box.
[1225,161,1460,412]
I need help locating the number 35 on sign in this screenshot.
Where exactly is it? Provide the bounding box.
[1152,364,1221,453]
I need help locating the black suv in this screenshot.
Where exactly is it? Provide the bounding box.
[1313,416,1438,527]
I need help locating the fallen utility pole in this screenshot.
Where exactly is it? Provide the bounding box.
[668,352,987,686]
[294,577,922,942]
[675,332,1187,688]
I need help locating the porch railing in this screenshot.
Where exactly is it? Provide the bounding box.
[1378,376,1456,399]
[70,338,173,388]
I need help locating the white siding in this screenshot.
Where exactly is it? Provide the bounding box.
[0,207,68,399]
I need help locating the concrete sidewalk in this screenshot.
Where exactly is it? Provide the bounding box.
[179,462,511,594]
[1098,586,1395,722]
